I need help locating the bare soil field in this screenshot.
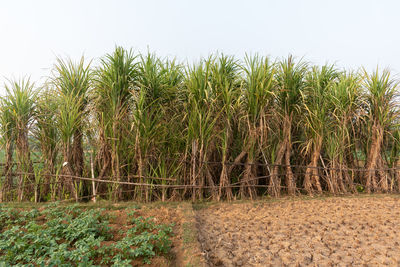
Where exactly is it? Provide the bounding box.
[195,196,400,266]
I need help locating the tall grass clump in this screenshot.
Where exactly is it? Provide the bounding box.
[268,56,308,197]
[240,54,275,198]
[0,94,16,201]
[301,64,339,194]
[33,88,59,200]
[2,79,36,201]
[93,47,137,200]
[51,56,91,201]
[325,72,361,194]
[183,57,218,201]
[362,69,400,193]
[133,53,183,201]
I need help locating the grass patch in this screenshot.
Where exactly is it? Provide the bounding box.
[182,222,196,244]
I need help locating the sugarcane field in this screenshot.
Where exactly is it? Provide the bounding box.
[1,47,400,265]
[2,1,400,265]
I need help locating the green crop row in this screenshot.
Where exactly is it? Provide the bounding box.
[0,204,173,266]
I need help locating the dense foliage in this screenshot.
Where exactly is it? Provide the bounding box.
[0,204,173,265]
[1,47,400,202]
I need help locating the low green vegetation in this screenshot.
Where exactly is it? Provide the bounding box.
[0,203,173,266]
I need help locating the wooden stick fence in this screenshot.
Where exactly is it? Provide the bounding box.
[0,160,397,202]
[0,167,387,190]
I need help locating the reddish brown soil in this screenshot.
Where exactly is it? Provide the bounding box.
[106,205,184,267]
[196,196,400,266]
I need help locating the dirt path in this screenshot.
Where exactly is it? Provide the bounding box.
[131,203,206,267]
[195,196,400,266]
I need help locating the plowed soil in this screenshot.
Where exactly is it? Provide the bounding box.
[196,196,400,266]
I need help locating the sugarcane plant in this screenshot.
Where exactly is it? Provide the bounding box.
[325,72,361,194]
[183,57,219,200]
[0,95,16,201]
[93,47,137,200]
[301,64,339,195]
[362,69,400,193]
[209,55,242,200]
[2,79,36,201]
[132,53,182,201]
[269,56,308,197]
[33,87,59,200]
[240,54,275,198]
[51,56,91,201]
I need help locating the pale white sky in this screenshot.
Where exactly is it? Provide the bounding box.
[1,0,400,91]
